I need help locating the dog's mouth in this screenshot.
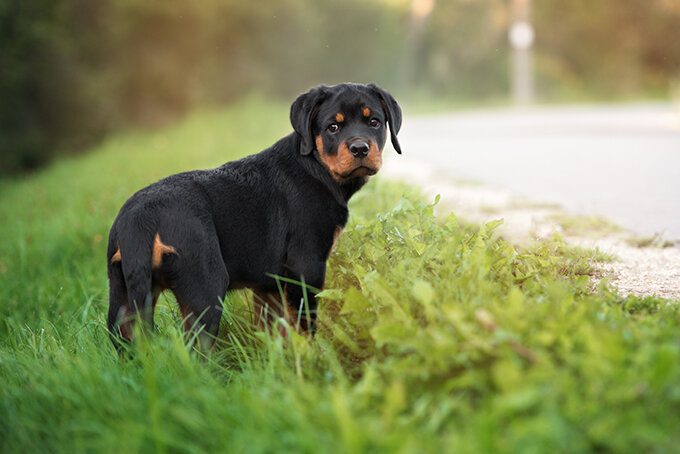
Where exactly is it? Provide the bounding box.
[337,166,378,180]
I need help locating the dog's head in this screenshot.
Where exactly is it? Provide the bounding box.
[290,83,402,184]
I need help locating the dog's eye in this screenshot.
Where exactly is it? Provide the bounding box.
[327,123,340,134]
[369,118,381,128]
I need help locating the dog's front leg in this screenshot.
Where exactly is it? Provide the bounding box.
[284,256,327,333]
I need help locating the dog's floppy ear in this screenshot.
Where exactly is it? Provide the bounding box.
[368,83,402,154]
[290,85,329,155]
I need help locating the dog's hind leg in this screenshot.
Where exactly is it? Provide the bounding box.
[107,260,136,351]
[166,230,228,352]
[174,270,228,352]
[251,288,294,337]
[121,255,155,334]
[108,266,156,349]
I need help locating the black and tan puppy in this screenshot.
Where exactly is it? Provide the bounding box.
[107,83,402,350]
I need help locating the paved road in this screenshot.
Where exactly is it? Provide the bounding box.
[395,103,680,239]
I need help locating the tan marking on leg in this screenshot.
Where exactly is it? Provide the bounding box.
[363,107,371,117]
[335,112,344,123]
[152,233,177,269]
[329,226,344,257]
[174,294,195,333]
[176,297,205,349]
[111,248,122,264]
[116,306,134,341]
[252,288,294,337]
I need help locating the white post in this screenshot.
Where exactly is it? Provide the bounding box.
[509,0,535,105]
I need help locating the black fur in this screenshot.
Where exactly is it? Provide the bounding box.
[107,82,402,351]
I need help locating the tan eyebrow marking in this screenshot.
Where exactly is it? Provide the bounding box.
[335,112,344,122]
[363,107,371,117]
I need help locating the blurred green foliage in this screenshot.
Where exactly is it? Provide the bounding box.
[1,0,679,174]
[0,0,403,174]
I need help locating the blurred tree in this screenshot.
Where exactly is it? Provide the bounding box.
[421,0,508,99]
[0,0,73,172]
[534,0,680,99]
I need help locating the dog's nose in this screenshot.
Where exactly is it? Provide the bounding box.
[349,141,370,158]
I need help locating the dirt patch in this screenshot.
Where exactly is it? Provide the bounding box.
[382,157,680,301]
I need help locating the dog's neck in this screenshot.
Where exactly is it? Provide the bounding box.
[338,176,368,201]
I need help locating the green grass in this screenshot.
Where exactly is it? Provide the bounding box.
[2,100,680,453]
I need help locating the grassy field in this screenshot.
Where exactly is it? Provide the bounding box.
[1,100,680,453]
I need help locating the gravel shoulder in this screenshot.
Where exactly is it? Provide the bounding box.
[382,156,680,301]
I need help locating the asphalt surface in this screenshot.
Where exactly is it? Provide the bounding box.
[395,103,680,239]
